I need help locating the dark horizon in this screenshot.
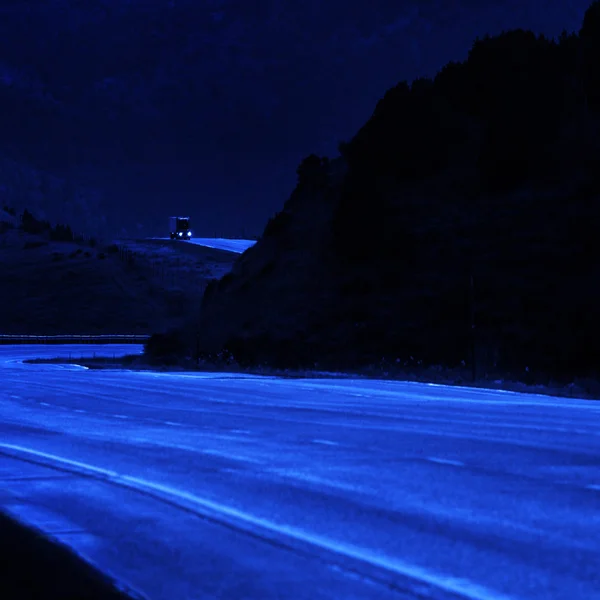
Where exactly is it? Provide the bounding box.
[0,0,592,238]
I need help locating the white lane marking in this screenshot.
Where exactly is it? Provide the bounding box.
[10,395,21,399]
[0,444,119,477]
[201,448,264,464]
[0,442,510,600]
[164,421,182,427]
[586,484,600,491]
[287,378,599,407]
[74,409,86,413]
[124,438,264,466]
[267,468,362,493]
[112,414,129,419]
[40,402,50,407]
[426,457,465,467]
[312,439,339,446]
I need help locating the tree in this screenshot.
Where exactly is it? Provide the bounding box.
[296,154,330,190]
[580,0,600,111]
[49,223,74,242]
[338,141,350,159]
[20,208,48,234]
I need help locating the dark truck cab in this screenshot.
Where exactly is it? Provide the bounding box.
[169,216,192,240]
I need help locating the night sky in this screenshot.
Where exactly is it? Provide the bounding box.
[0,0,593,236]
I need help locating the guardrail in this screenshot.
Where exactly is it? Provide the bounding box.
[0,335,150,345]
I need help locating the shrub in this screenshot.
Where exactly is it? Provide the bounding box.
[263,210,292,238]
[144,331,187,364]
[20,209,50,235]
[201,279,219,307]
[48,223,74,242]
[338,141,350,159]
[257,260,276,278]
[23,240,47,250]
[296,154,330,189]
[218,272,234,290]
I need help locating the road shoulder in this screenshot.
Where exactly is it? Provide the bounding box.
[0,511,139,600]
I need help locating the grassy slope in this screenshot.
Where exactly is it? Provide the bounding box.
[0,224,237,335]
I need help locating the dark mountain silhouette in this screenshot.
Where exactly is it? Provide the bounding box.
[159,1,600,385]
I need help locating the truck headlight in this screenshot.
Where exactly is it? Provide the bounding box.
[187,231,192,236]
[178,232,182,236]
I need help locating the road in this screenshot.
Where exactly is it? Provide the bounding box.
[1,345,599,600]
[152,237,256,253]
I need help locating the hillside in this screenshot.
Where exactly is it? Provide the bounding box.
[170,2,600,385]
[0,208,238,336]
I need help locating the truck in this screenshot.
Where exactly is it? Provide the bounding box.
[169,216,192,240]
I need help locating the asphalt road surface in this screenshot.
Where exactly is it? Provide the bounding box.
[1,345,599,600]
[153,237,256,253]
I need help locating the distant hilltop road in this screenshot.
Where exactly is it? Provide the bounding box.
[151,237,256,254]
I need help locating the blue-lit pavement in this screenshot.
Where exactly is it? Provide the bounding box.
[1,345,599,599]
[154,237,256,253]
